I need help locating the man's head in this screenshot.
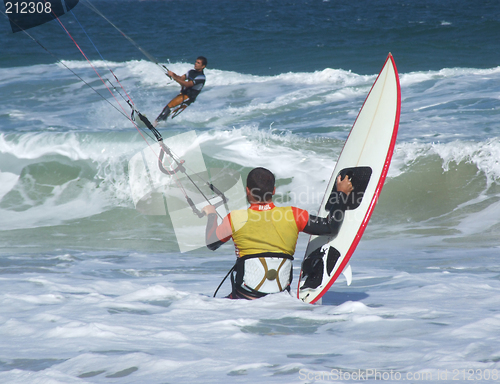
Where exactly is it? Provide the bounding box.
[246,167,275,203]
[195,56,207,71]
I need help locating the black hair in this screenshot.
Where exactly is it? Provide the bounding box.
[247,167,275,202]
[197,56,207,67]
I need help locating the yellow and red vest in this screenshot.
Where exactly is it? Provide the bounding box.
[216,203,309,258]
[215,203,309,294]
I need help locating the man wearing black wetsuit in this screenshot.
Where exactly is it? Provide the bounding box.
[154,56,207,127]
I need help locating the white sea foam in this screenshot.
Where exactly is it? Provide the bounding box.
[2,123,500,232]
[2,248,499,383]
[391,139,500,182]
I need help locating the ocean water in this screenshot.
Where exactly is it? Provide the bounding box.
[1,0,500,383]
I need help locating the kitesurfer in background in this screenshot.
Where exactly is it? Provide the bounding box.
[202,167,354,300]
[153,56,207,127]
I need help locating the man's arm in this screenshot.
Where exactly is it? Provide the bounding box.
[167,71,194,88]
[303,198,347,237]
[302,174,353,237]
[201,205,230,251]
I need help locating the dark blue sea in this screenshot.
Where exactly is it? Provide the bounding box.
[1,0,500,383]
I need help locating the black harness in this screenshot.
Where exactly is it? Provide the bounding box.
[214,252,294,300]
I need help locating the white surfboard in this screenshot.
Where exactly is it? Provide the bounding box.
[298,54,401,304]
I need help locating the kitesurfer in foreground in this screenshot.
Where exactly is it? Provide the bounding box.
[153,56,207,127]
[202,167,353,299]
